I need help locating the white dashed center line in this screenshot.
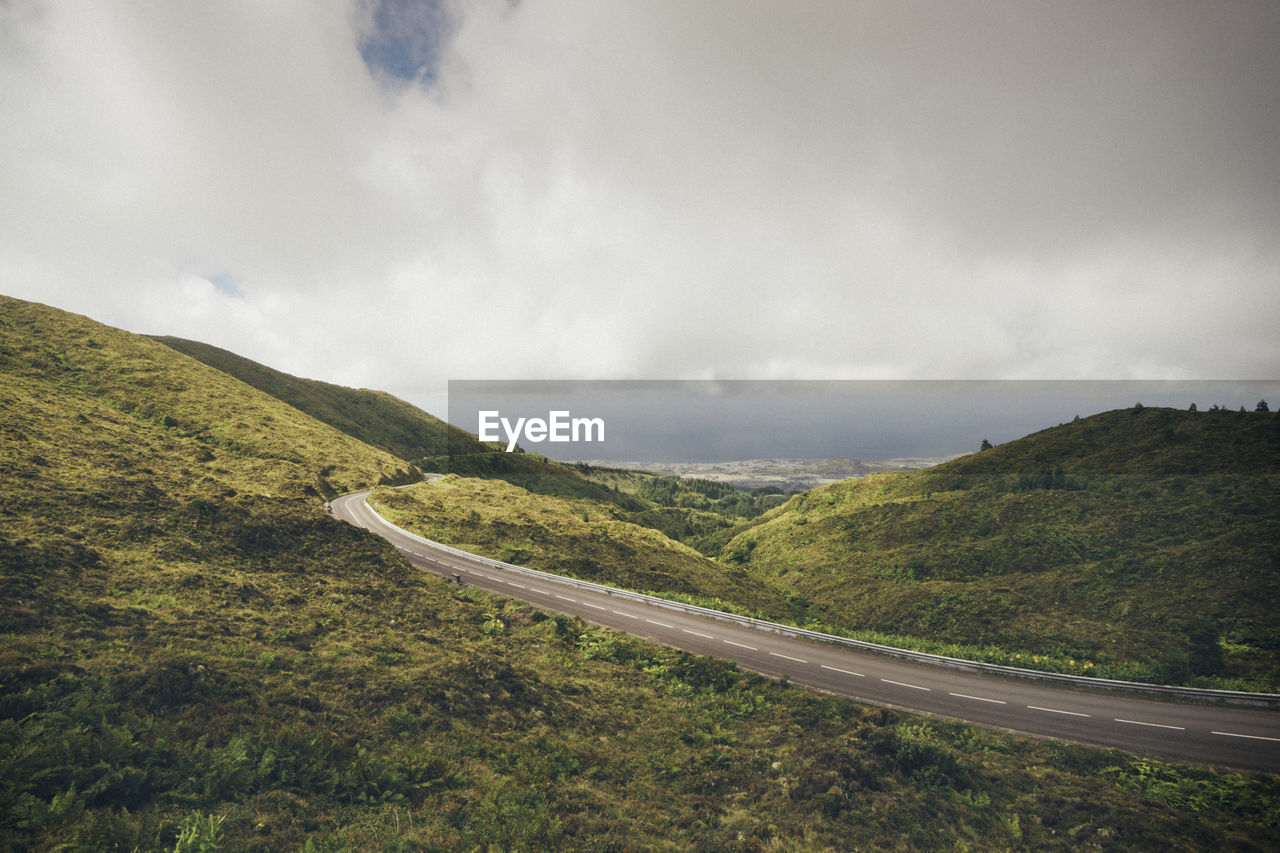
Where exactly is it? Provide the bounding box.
[881,678,930,691]
[949,692,1006,704]
[683,629,714,639]
[1115,719,1185,731]
[724,640,758,651]
[507,582,527,589]
[1027,705,1091,718]
[554,594,576,602]
[821,665,864,677]
[646,619,675,629]
[770,652,808,664]
[1212,731,1280,742]
[582,602,607,611]
[612,610,639,619]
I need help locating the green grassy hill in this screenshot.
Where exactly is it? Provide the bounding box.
[722,406,1280,688]
[1,298,415,507]
[369,477,796,618]
[151,335,481,466]
[4,295,1278,850]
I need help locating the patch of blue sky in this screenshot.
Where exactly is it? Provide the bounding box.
[359,0,455,84]
[207,272,243,299]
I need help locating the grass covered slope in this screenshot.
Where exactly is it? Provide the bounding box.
[0,297,413,506]
[724,406,1280,688]
[369,476,796,618]
[151,334,478,466]
[4,297,1279,850]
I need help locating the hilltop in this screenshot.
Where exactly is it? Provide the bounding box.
[722,406,1280,688]
[3,295,1278,850]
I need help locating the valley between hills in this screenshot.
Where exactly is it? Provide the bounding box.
[3,293,1279,851]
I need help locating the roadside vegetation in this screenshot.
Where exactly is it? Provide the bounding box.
[4,295,1279,850]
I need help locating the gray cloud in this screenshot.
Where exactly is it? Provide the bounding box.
[2,1,1277,418]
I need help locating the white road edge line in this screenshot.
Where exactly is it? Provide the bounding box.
[1115,718,1186,731]
[770,652,808,664]
[1212,731,1280,743]
[1027,705,1091,717]
[821,665,864,677]
[949,692,1006,704]
[683,629,714,639]
[881,678,930,691]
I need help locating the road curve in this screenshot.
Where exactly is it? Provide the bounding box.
[330,490,1280,774]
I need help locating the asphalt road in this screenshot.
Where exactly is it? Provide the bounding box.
[331,490,1280,773]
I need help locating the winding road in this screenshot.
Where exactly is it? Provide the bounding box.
[331,490,1280,774]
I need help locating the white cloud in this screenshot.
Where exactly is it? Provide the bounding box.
[2,0,1278,417]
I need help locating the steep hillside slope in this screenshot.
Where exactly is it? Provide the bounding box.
[724,407,1280,687]
[4,297,1277,850]
[1,298,414,508]
[151,334,479,465]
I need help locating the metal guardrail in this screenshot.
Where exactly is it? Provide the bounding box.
[364,497,1280,710]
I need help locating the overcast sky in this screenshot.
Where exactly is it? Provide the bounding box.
[3,1,1278,425]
